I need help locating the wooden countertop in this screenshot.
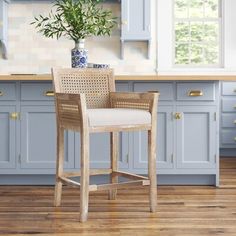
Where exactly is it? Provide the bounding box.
[0,74,236,81]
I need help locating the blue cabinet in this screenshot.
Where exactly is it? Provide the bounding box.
[121,0,151,40]
[0,80,220,185]
[20,105,74,169]
[220,82,236,148]
[121,0,151,59]
[0,105,17,168]
[176,106,217,169]
[133,81,219,185]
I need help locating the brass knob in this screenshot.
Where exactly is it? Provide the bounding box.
[44,90,55,97]
[188,90,203,97]
[175,112,181,120]
[0,91,3,96]
[10,112,19,120]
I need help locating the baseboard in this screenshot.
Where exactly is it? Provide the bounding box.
[0,174,217,186]
[220,149,236,157]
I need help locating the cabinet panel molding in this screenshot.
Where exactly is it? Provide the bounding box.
[133,106,174,169]
[0,105,16,168]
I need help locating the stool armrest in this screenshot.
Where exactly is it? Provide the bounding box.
[55,93,88,131]
[110,92,159,114]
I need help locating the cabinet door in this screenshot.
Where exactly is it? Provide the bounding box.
[74,132,129,169]
[176,106,216,169]
[133,106,174,169]
[20,105,74,169]
[0,105,16,168]
[121,0,151,40]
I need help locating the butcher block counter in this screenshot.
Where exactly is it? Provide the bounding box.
[0,74,236,81]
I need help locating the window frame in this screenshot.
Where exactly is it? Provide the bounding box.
[172,0,224,68]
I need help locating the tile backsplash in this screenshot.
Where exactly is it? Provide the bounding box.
[0,1,157,75]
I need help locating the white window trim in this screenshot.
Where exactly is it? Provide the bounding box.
[172,0,224,68]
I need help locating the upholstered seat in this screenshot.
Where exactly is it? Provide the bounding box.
[87,108,151,127]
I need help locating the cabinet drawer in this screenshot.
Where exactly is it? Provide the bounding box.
[177,82,215,101]
[116,82,129,92]
[222,114,236,128]
[0,83,16,101]
[221,130,236,145]
[222,99,236,112]
[21,83,54,101]
[222,82,236,96]
[133,82,174,101]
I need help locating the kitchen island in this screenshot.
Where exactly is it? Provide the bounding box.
[0,75,235,186]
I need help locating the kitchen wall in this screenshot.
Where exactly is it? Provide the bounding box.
[0,0,235,75]
[0,0,157,75]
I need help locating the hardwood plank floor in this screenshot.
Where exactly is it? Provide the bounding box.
[1,158,236,236]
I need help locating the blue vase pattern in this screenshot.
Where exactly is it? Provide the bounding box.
[71,48,88,68]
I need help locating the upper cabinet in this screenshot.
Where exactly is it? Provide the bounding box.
[120,0,151,59]
[0,0,9,59]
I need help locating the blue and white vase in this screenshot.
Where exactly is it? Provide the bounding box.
[71,39,88,68]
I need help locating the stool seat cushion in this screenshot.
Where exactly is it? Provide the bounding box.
[87,108,151,127]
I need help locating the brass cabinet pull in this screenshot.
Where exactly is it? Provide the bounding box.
[175,112,181,120]
[0,91,3,96]
[148,90,159,93]
[188,90,203,97]
[234,120,236,124]
[10,112,19,120]
[44,90,55,97]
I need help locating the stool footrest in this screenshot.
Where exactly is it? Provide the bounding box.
[89,180,150,192]
[62,169,112,178]
[112,171,149,180]
[59,176,81,188]
[58,172,151,192]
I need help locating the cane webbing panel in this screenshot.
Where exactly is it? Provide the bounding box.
[112,99,150,111]
[53,68,115,109]
[56,94,82,129]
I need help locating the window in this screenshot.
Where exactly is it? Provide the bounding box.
[174,0,222,67]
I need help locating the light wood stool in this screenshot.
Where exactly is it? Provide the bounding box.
[52,68,159,222]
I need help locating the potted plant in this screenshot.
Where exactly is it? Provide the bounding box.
[31,0,116,68]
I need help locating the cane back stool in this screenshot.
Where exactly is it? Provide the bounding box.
[52,68,159,222]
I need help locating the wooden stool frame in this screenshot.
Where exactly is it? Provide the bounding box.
[52,68,159,222]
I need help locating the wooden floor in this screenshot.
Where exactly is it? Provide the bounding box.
[1,158,236,236]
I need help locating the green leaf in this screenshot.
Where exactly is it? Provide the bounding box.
[31,0,117,41]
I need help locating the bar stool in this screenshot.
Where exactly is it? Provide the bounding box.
[52,68,159,222]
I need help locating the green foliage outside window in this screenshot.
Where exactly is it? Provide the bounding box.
[174,0,220,66]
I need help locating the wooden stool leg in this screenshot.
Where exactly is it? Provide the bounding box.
[54,127,64,207]
[109,132,119,200]
[80,130,90,222]
[148,129,157,212]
